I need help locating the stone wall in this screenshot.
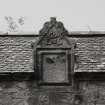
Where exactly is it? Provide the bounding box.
[0,35,105,105]
[0,80,76,105]
[1,80,105,105]
[79,81,105,105]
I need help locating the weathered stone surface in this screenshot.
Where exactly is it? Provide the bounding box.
[0,80,77,105]
[1,35,105,105]
[80,81,105,105]
[0,81,32,105]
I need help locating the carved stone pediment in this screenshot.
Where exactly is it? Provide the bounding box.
[33,18,73,86]
[38,17,69,47]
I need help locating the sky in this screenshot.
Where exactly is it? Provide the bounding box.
[0,0,105,33]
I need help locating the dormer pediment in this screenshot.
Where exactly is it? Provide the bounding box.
[36,17,70,48]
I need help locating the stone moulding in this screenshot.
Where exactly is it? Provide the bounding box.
[33,17,75,86]
[35,48,73,86]
[37,17,69,47]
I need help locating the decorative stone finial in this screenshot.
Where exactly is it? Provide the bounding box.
[39,17,68,46]
[50,17,56,24]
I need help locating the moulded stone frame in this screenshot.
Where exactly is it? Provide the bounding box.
[35,48,73,86]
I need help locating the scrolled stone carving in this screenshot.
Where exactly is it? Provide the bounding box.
[39,17,69,46]
[39,93,49,105]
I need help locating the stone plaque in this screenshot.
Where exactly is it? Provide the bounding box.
[36,48,72,85]
[43,53,68,83]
